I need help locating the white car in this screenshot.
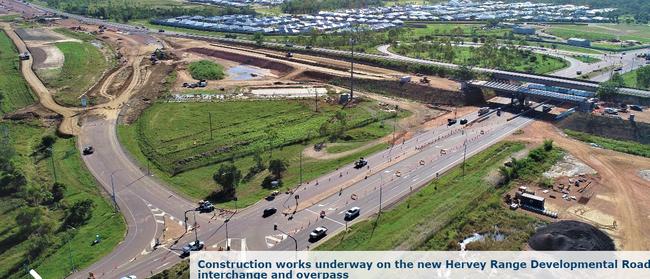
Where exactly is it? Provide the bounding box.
[344,207,361,220]
[120,276,136,279]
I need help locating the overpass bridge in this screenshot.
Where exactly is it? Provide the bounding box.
[468,80,594,112]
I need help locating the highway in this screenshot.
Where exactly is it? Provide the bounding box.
[75,104,532,278]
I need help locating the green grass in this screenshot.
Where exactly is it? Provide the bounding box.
[571,55,602,64]
[0,122,125,279]
[53,28,97,42]
[40,41,107,106]
[547,24,650,44]
[0,30,36,114]
[316,141,526,250]
[393,44,568,74]
[188,60,225,80]
[117,99,402,208]
[565,129,650,158]
[0,14,21,22]
[620,64,650,89]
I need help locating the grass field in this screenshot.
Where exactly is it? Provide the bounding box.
[0,30,35,114]
[39,41,107,106]
[188,60,225,80]
[564,129,650,158]
[393,44,568,74]
[318,141,563,251]
[0,122,125,279]
[620,65,650,89]
[118,99,402,207]
[571,54,601,64]
[547,24,650,44]
[316,141,525,250]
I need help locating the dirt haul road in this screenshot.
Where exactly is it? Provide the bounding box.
[509,121,650,250]
[1,22,81,135]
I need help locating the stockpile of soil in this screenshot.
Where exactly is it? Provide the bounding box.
[529,221,615,251]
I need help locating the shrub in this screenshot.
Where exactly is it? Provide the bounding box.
[188,60,225,80]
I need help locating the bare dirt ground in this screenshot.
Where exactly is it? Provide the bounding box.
[508,121,650,250]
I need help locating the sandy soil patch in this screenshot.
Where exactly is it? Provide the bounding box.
[508,121,650,250]
[31,44,64,70]
[543,153,597,178]
[15,28,79,46]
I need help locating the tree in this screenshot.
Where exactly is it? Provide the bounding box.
[39,135,57,151]
[636,66,650,88]
[213,163,241,199]
[65,199,95,227]
[543,139,554,151]
[268,159,287,179]
[597,81,620,100]
[253,32,264,46]
[454,65,475,81]
[16,207,44,234]
[610,72,625,87]
[51,182,66,203]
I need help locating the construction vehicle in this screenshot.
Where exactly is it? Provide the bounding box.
[478,107,490,116]
[399,76,411,85]
[19,52,30,60]
[354,157,368,169]
[285,52,293,58]
[420,76,430,84]
[542,105,553,113]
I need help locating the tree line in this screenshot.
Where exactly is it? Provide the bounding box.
[40,0,256,22]
[281,0,382,14]
[0,130,94,265]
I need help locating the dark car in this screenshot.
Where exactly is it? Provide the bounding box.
[344,207,360,221]
[447,119,457,126]
[459,119,468,125]
[263,207,277,217]
[309,226,328,242]
[354,158,368,169]
[630,105,643,111]
[82,146,94,155]
[180,240,204,257]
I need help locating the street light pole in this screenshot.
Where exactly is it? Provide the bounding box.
[66,225,76,274]
[299,151,303,186]
[274,224,297,251]
[109,169,123,211]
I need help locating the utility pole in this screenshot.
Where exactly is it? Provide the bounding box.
[274,224,297,251]
[462,138,468,177]
[314,88,319,112]
[109,169,123,211]
[193,211,198,243]
[349,25,355,102]
[208,112,213,140]
[299,151,303,186]
[49,147,57,183]
[225,218,230,251]
[66,226,76,274]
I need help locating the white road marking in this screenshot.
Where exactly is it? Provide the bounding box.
[241,238,247,251]
[305,208,345,226]
[155,219,165,224]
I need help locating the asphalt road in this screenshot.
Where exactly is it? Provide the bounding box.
[73,104,533,278]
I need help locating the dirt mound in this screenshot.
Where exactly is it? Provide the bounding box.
[529,221,615,251]
[186,47,294,76]
[558,113,650,144]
